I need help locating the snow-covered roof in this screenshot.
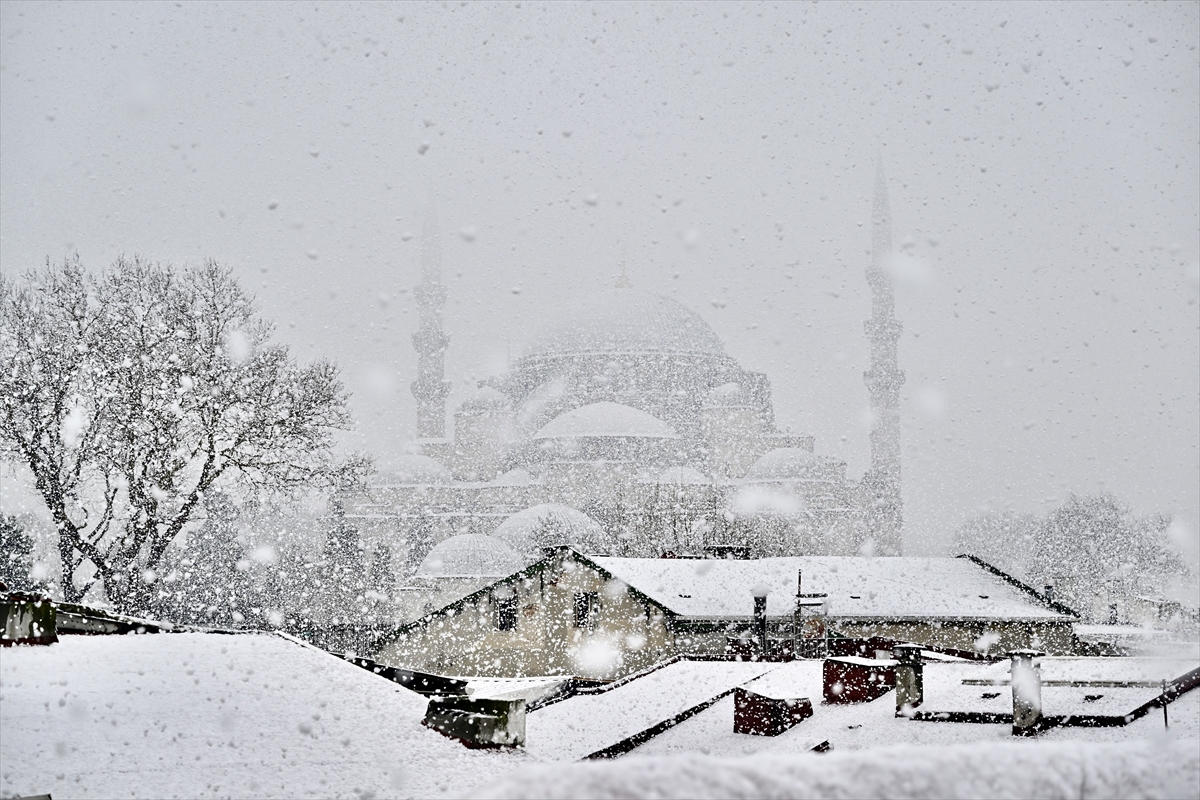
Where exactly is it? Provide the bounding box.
[373,454,453,485]
[523,290,727,360]
[588,556,1075,622]
[416,533,526,579]
[658,466,711,485]
[492,504,612,558]
[743,448,845,482]
[532,401,678,440]
[615,658,1200,770]
[0,632,518,799]
[525,660,773,761]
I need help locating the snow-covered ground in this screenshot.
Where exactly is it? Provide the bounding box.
[473,739,1200,800]
[0,632,525,800]
[4,635,1197,800]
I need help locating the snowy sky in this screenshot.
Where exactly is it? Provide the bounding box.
[1,1,1197,555]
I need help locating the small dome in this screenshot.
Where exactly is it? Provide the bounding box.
[491,467,534,486]
[374,454,453,486]
[492,503,610,558]
[416,534,524,579]
[458,386,513,414]
[744,448,845,482]
[703,382,752,408]
[658,466,711,485]
[532,402,678,440]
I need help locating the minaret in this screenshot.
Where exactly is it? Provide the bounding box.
[411,212,450,440]
[862,162,905,555]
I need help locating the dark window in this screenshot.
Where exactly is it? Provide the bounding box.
[494,595,517,631]
[574,591,599,628]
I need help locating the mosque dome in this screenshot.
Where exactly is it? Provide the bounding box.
[415,534,524,579]
[492,503,611,557]
[744,448,846,482]
[532,402,678,440]
[374,454,453,486]
[703,382,753,408]
[458,386,513,414]
[524,290,727,360]
[658,465,711,485]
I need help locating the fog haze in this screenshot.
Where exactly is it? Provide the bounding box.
[2,1,1197,554]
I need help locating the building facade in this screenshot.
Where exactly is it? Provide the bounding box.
[373,550,1078,680]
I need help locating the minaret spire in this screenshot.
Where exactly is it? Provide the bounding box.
[411,211,450,440]
[863,161,905,555]
[615,256,631,289]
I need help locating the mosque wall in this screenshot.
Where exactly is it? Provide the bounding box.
[349,461,869,597]
[492,352,740,436]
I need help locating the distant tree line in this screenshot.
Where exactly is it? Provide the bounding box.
[0,514,38,592]
[954,493,1194,620]
[145,492,396,631]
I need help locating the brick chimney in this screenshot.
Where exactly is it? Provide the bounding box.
[893,643,923,715]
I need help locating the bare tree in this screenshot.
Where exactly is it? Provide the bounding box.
[0,256,366,613]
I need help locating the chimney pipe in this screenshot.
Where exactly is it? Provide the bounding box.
[753,595,768,655]
[893,643,923,716]
[1009,649,1043,736]
[1043,584,1054,604]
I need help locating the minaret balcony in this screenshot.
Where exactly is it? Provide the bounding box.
[413,327,450,353]
[863,317,903,342]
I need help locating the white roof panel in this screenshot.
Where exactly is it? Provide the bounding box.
[0,631,517,799]
[589,556,1073,622]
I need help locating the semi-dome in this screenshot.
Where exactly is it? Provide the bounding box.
[458,386,513,414]
[374,454,453,486]
[658,465,711,485]
[744,448,846,482]
[416,534,524,579]
[524,290,727,360]
[492,503,611,557]
[532,402,678,440]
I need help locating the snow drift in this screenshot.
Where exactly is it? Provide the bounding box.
[473,739,1198,800]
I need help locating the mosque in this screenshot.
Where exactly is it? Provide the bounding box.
[346,169,905,614]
